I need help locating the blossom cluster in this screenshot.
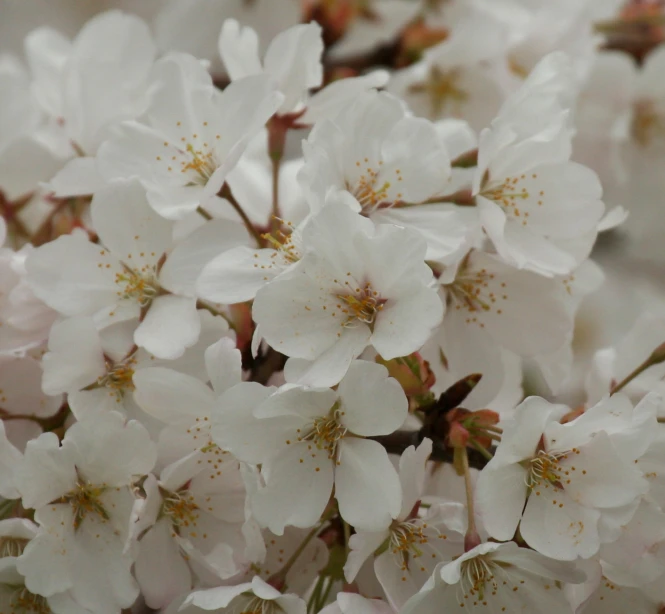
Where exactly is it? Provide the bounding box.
[1,1,665,613]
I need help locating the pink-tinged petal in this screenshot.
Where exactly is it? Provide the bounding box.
[520,487,601,560]
[476,463,528,541]
[159,219,249,297]
[252,442,334,534]
[337,360,407,437]
[41,317,106,395]
[335,438,401,531]
[135,519,191,609]
[134,295,200,360]
[0,421,22,499]
[0,355,62,417]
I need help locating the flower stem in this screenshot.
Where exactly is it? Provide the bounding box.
[461,447,481,551]
[218,184,263,247]
[268,507,334,590]
[611,341,665,394]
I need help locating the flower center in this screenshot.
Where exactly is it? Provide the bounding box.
[231,595,279,614]
[0,536,29,558]
[7,587,51,614]
[181,143,218,184]
[97,358,137,398]
[389,520,429,570]
[632,99,665,146]
[300,405,347,461]
[161,489,200,530]
[336,282,384,327]
[350,169,393,212]
[447,264,508,326]
[409,66,468,118]
[481,174,540,227]
[62,480,109,529]
[261,222,301,263]
[526,449,574,490]
[459,555,498,603]
[114,266,160,307]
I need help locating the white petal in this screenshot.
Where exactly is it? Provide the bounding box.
[475,463,528,541]
[218,20,263,81]
[197,246,285,304]
[520,487,601,560]
[64,411,156,486]
[25,233,120,316]
[398,438,433,519]
[133,367,215,424]
[15,432,77,509]
[264,23,323,113]
[41,317,106,395]
[337,360,408,437]
[335,438,401,531]
[372,284,443,360]
[47,156,106,197]
[134,295,200,359]
[252,442,334,534]
[135,519,191,609]
[344,530,387,582]
[159,219,249,297]
[0,421,22,499]
[91,179,173,270]
[205,337,242,396]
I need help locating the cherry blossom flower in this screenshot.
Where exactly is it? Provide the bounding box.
[14,411,156,614]
[26,179,247,359]
[181,575,306,614]
[401,541,584,613]
[474,53,606,276]
[212,360,407,533]
[30,11,158,195]
[476,394,654,560]
[219,20,388,125]
[95,54,283,219]
[345,439,466,609]
[253,203,443,386]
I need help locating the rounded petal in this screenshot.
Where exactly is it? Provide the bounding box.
[337,360,408,437]
[134,295,200,360]
[252,442,334,534]
[335,438,401,531]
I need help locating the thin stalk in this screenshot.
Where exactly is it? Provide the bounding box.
[461,447,481,551]
[611,342,665,394]
[219,184,263,247]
